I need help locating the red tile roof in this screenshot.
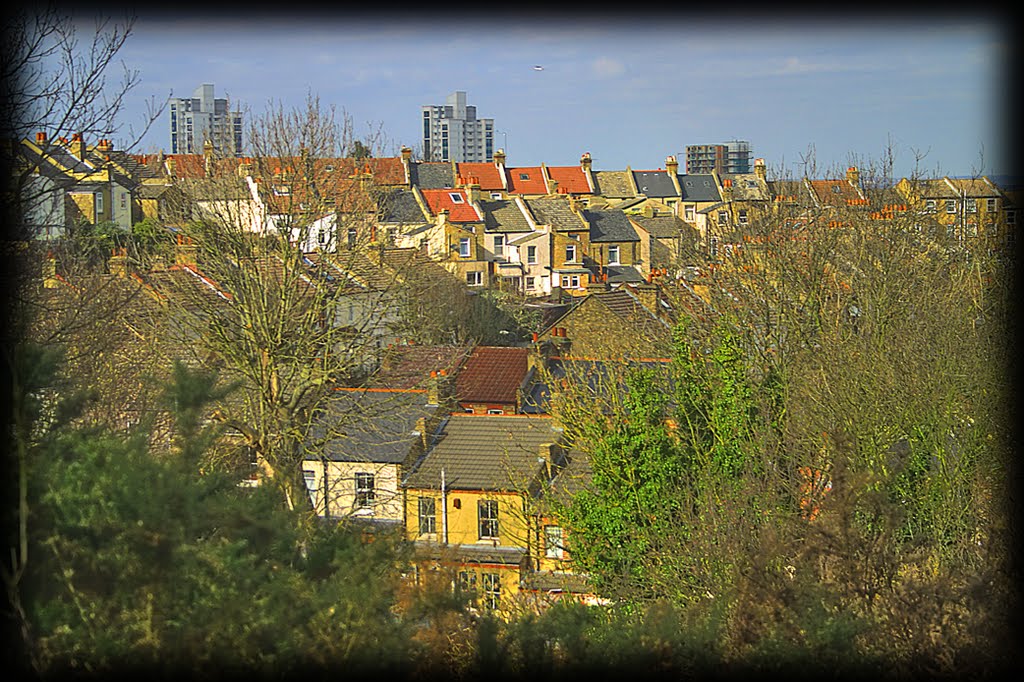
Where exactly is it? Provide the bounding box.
[455,162,506,191]
[545,165,592,194]
[419,188,482,222]
[455,346,530,405]
[506,166,548,195]
[808,179,863,206]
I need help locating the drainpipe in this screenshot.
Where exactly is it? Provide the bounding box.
[441,466,448,546]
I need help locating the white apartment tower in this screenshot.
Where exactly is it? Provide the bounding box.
[168,84,244,155]
[421,91,494,163]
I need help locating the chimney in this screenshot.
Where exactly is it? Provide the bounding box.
[203,139,214,178]
[634,282,659,314]
[427,369,449,405]
[71,133,85,160]
[96,139,113,153]
[237,157,252,177]
[36,132,48,145]
[642,203,655,218]
[538,443,557,479]
[722,178,733,201]
[401,146,412,163]
[548,178,559,195]
[846,166,860,187]
[666,155,679,176]
[415,416,429,451]
[166,156,176,178]
[580,152,592,173]
[175,234,198,267]
[467,180,480,204]
[493,148,506,168]
[754,158,766,181]
[109,247,128,277]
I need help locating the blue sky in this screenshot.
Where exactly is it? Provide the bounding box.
[109,12,1010,181]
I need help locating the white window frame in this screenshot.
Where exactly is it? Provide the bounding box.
[95,193,104,214]
[967,198,978,213]
[607,245,620,265]
[561,274,580,289]
[481,572,501,610]
[493,234,505,258]
[565,243,577,263]
[466,271,483,286]
[526,245,537,264]
[418,496,436,535]
[717,211,728,226]
[459,237,471,258]
[738,209,748,225]
[449,193,464,204]
[926,199,937,213]
[946,199,957,214]
[684,205,695,221]
[525,276,536,291]
[544,525,564,559]
[478,499,499,539]
[987,198,997,212]
[354,472,375,508]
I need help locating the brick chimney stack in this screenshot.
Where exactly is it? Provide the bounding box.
[70,133,86,160]
[846,166,860,187]
[754,158,766,181]
[493,148,506,168]
[665,155,679,176]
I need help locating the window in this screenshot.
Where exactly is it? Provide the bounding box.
[946,199,957,214]
[466,271,483,286]
[608,245,620,265]
[318,229,328,245]
[709,236,719,258]
[493,234,505,258]
[967,198,978,213]
[481,573,501,610]
[1007,210,1016,226]
[717,211,728,226]
[926,199,937,213]
[478,499,499,539]
[418,496,436,535]
[449,193,464,204]
[738,209,748,225]
[565,243,577,262]
[561,274,580,289]
[487,408,504,415]
[303,469,317,490]
[120,192,127,210]
[526,245,537,264]
[96,193,104,214]
[347,228,357,248]
[987,198,997,212]
[519,173,530,180]
[355,473,375,507]
[684,205,695,221]
[525,276,536,290]
[459,237,471,258]
[490,192,503,200]
[544,525,564,559]
[457,571,477,593]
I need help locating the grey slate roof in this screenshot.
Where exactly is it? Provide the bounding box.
[591,170,636,198]
[678,174,721,202]
[604,265,644,283]
[632,170,679,198]
[379,188,429,224]
[479,199,533,233]
[311,389,439,464]
[583,209,640,242]
[403,414,565,491]
[629,214,690,239]
[409,162,455,189]
[524,196,587,232]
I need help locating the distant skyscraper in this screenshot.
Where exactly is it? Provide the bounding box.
[685,140,752,175]
[421,91,494,163]
[168,84,244,155]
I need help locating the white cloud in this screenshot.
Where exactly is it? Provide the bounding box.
[591,57,626,78]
